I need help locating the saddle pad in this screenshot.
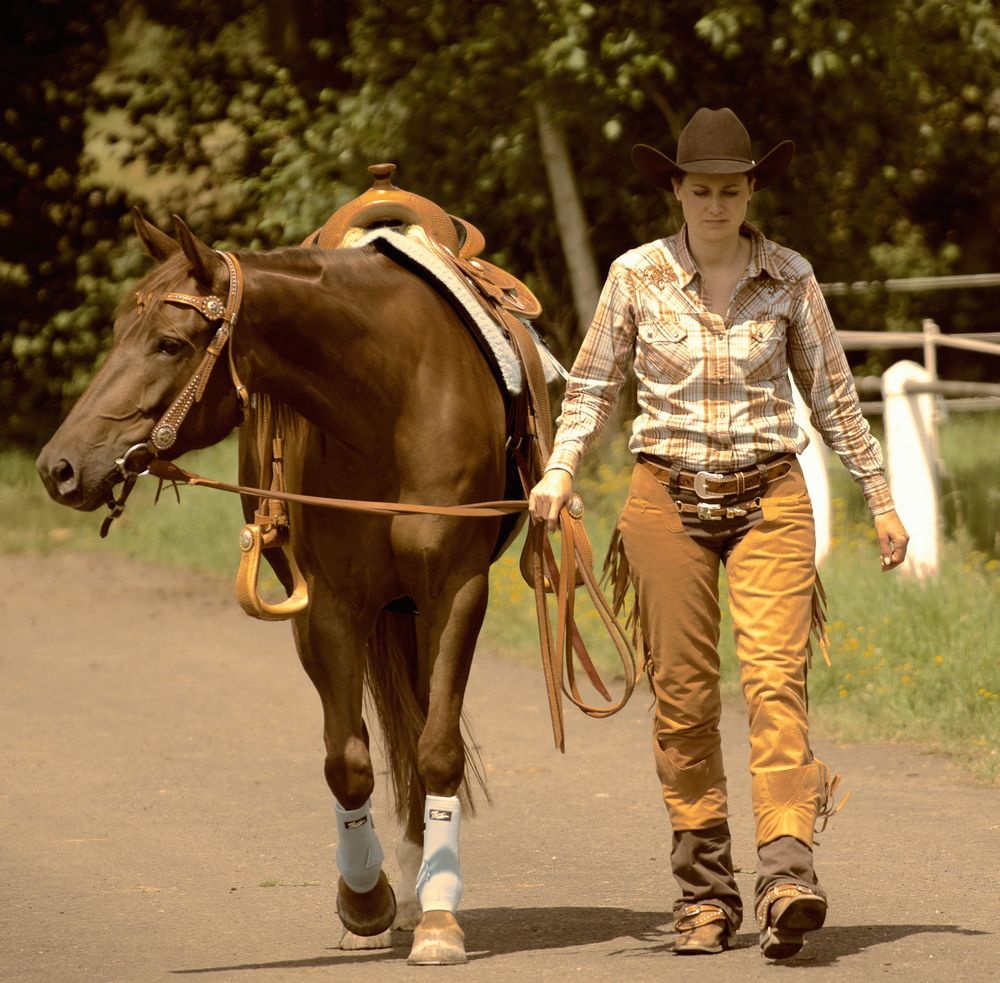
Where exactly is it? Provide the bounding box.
[349,227,566,394]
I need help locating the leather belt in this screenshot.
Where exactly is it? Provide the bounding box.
[674,498,761,521]
[639,453,793,501]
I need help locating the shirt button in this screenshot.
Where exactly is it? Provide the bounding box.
[718,376,728,384]
[719,410,729,422]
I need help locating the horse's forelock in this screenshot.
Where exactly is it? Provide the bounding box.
[114,252,192,320]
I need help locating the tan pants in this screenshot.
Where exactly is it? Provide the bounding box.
[619,458,826,918]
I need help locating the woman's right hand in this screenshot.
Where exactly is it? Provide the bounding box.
[528,468,574,531]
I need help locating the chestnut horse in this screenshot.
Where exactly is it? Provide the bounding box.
[36,214,523,964]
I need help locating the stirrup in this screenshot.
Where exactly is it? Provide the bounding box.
[235,524,309,621]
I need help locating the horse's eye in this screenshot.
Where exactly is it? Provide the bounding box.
[156,336,186,357]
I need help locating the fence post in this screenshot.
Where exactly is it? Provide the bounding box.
[921,318,939,382]
[882,360,939,578]
[922,317,946,423]
[791,375,831,565]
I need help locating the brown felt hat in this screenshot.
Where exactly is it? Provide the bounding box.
[632,107,794,191]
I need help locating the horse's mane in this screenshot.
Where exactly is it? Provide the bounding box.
[119,242,390,320]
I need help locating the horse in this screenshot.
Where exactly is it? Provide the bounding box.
[36,210,525,965]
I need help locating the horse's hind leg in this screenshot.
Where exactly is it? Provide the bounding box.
[392,782,425,931]
[292,596,396,948]
[407,570,490,966]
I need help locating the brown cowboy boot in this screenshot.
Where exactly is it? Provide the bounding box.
[751,759,844,959]
[756,882,827,959]
[673,903,735,955]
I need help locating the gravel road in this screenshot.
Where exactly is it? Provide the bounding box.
[2,552,998,982]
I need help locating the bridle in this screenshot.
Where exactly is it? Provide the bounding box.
[103,250,248,537]
[115,249,248,480]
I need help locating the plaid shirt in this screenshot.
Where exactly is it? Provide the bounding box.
[547,223,894,515]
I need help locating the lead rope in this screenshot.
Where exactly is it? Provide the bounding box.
[500,309,637,751]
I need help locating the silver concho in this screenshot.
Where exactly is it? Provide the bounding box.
[205,296,225,318]
[567,493,585,520]
[151,423,177,450]
[239,528,256,552]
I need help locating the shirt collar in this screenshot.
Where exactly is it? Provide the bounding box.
[743,222,786,282]
[672,222,786,286]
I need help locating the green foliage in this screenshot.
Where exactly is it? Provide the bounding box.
[0,0,125,447]
[3,0,999,449]
[93,5,353,247]
[809,531,1000,784]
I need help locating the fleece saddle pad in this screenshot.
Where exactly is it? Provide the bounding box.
[349,227,566,395]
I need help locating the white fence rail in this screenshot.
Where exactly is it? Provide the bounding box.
[821,272,1000,295]
[802,299,1000,577]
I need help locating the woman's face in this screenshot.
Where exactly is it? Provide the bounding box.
[672,172,753,243]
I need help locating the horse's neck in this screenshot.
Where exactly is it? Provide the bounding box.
[236,251,398,449]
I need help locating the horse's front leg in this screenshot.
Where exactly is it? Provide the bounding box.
[407,570,489,966]
[292,593,396,949]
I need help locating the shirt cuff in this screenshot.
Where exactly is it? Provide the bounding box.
[545,442,582,477]
[860,474,895,515]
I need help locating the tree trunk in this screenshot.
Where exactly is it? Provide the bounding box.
[533,100,601,347]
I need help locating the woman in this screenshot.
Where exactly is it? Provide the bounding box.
[529,107,909,959]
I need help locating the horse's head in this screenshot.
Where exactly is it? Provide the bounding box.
[36,212,246,511]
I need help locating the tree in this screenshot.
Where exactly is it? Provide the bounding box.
[4,0,997,448]
[0,0,124,446]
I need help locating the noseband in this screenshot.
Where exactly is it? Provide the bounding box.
[104,250,247,537]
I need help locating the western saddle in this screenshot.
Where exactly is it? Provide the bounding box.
[306,162,542,321]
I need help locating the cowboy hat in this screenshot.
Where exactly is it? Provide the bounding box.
[632,107,794,191]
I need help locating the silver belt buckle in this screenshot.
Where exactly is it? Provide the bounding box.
[693,470,726,500]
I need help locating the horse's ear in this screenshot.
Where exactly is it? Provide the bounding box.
[173,214,222,284]
[133,207,179,261]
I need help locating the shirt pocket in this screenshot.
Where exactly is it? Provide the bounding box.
[746,317,788,383]
[635,317,692,385]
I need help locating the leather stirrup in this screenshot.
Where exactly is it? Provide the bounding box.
[235,524,309,621]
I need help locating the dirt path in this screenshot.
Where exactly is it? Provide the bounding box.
[2,552,998,982]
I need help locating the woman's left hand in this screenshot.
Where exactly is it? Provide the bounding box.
[874,509,910,572]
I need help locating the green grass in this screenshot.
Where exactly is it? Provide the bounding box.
[938,409,1000,558]
[4,437,244,577]
[481,424,1000,784]
[10,419,1000,783]
[805,526,999,783]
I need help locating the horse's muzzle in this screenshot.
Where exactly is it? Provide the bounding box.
[36,444,121,511]
[36,446,83,506]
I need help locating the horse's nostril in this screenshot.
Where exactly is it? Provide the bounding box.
[53,459,75,484]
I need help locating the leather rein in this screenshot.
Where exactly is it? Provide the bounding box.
[108,248,638,749]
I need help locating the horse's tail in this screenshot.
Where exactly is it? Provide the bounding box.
[364,609,488,822]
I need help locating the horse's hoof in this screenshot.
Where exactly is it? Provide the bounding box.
[407,910,467,965]
[336,871,396,937]
[339,928,392,950]
[393,898,422,931]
